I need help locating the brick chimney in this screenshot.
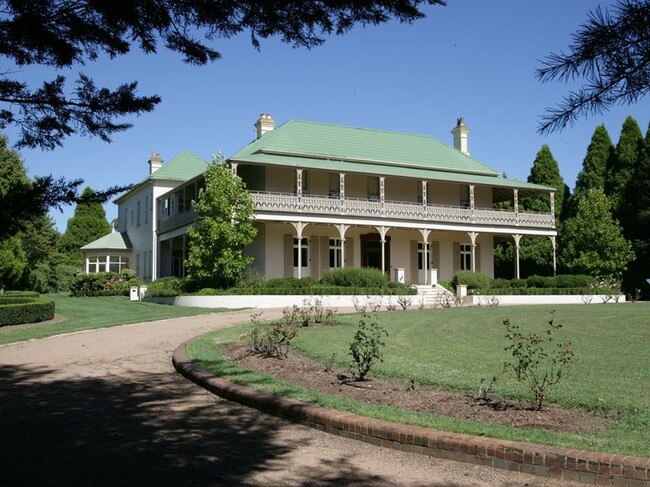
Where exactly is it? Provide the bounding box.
[254,113,276,139]
[149,151,163,174]
[451,117,469,156]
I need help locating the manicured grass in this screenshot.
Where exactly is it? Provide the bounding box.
[0,294,227,345]
[187,304,650,457]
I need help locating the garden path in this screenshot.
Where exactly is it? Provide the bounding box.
[0,308,581,486]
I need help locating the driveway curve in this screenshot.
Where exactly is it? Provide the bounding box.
[0,309,581,487]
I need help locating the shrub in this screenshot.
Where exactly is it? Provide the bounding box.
[526,275,555,288]
[348,313,388,381]
[243,319,297,358]
[70,272,144,297]
[235,269,267,288]
[451,271,491,291]
[490,278,512,289]
[145,277,185,297]
[265,277,317,289]
[321,267,389,288]
[501,313,574,410]
[555,274,598,288]
[437,280,453,291]
[471,286,612,296]
[4,291,39,298]
[509,278,528,288]
[0,296,55,326]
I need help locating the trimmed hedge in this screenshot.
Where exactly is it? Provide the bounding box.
[451,271,491,291]
[0,297,55,326]
[70,272,144,297]
[470,287,615,296]
[198,286,417,296]
[4,291,40,298]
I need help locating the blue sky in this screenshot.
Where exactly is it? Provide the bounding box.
[8,0,649,231]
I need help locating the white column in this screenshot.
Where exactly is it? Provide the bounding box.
[550,235,557,276]
[513,234,522,279]
[550,191,555,218]
[105,255,110,273]
[513,189,519,213]
[469,184,475,210]
[339,172,346,214]
[151,190,158,280]
[292,222,306,279]
[231,162,238,175]
[468,232,479,273]
[85,257,89,274]
[419,229,431,285]
[336,224,349,268]
[379,176,385,216]
[182,234,187,278]
[376,226,390,275]
[296,169,303,196]
[421,180,428,206]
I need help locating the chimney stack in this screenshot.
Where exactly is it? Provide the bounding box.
[254,112,276,139]
[149,151,163,174]
[451,117,469,156]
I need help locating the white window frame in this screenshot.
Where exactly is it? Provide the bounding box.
[329,238,342,268]
[460,243,472,271]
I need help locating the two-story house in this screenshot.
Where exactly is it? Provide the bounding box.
[81,114,557,284]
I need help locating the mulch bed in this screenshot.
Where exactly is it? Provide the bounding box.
[224,343,607,434]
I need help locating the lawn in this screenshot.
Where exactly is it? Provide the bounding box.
[0,294,227,345]
[187,304,650,457]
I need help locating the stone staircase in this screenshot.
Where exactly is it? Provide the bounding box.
[413,284,455,307]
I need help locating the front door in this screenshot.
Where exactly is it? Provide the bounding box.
[360,233,390,273]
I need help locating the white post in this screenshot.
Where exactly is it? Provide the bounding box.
[550,191,555,218]
[513,189,519,213]
[513,234,522,279]
[550,235,557,276]
[336,224,349,268]
[182,234,187,278]
[379,176,385,216]
[339,172,346,214]
[105,255,110,273]
[85,256,89,274]
[376,226,390,275]
[296,168,303,196]
[292,222,306,279]
[421,180,428,206]
[469,184,475,210]
[231,162,238,175]
[419,229,432,285]
[468,232,478,273]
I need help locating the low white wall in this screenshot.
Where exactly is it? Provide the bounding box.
[147,294,412,309]
[466,294,626,306]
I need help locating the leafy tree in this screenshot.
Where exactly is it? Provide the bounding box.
[0,236,27,293]
[605,116,644,232]
[560,188,634,277]
[58,187,111,267]
[537,0,650,133]
[0,0,444,150]
[186,159,257,288]
[574,125,614,199]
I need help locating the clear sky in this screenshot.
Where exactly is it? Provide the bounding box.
[7,0,649,232]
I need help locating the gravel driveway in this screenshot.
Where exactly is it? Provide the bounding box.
[0,309,580,486]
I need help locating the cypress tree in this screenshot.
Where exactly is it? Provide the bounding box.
[58,187,111,267]
[574,125,614,198]
[524,145,566,218]
[605,116,644,233]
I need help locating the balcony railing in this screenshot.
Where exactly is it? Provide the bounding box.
[158,209,196,234]
[250,191,555,229]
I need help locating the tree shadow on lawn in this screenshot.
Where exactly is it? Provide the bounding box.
[0,364,475,487]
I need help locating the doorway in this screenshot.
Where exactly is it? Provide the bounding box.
[360,233,390,273]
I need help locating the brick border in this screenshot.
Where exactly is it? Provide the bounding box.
[173,341,650,486]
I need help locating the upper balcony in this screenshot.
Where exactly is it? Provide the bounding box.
[250,191,555,229]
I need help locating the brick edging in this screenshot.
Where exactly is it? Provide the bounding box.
[173,341,650,486]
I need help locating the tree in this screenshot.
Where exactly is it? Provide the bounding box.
[574,125,614,199]
[0,236,27,293]
[0,1,444,150]
[560,188,634,277]
[58,187,111,267]
[523,145,566,218]
[537,0,650,133]
[605,116,644,231]
[186,159,257,288]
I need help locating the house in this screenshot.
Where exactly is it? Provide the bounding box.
[81,114,557,284]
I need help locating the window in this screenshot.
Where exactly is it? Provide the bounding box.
[109,255,129,273]
[459,185,470,208]
[137,200,141,227]
[329,173,340,198]
[460,244,472,271]
[144,195,149,223]
[161,198,170,218]
[293,238,309,267]
[417,243,430,270]
[368,176,379,201]
[329,239,342,267]
[88,256,102,273]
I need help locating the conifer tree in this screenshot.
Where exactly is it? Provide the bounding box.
[605,116,644,232]
[58,187,111,267]
[574,125,614,198]
[523,145,566,218]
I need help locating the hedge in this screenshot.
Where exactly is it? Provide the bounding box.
[0,297,55,326]
[3,291,40,298]
[193,286,417,296]
[70,272,144,297]
[470,287,615,296]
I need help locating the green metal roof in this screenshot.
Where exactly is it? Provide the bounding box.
[114,150,209,203]
[231,120,553,192]
[80,231,132,251]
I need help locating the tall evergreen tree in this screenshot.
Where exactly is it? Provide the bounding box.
[523,145,566,218]
[58,187,111,267]
[574,125,614,198]
[605,116,644,232]
[627,122,650,297]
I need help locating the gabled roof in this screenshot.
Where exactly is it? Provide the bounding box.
[230,120,554,192]
[80,231,132,251]
[114,150,209,203]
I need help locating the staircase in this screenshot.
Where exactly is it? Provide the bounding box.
[413,284,455,307]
